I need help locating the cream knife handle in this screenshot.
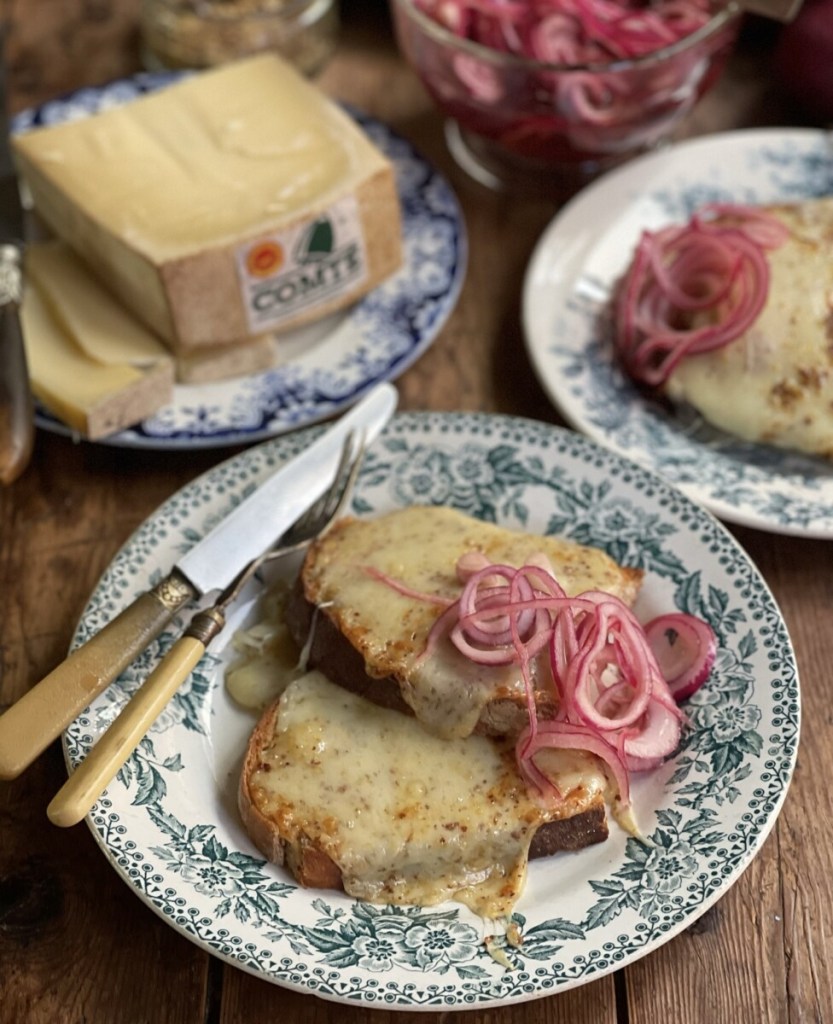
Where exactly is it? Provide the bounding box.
[0,572,195,780]
[0,288,35,485]
[47,635,208,828]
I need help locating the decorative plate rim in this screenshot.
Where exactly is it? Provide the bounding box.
[14,74,467,451]
[522,126,833,539]
[62,411,799,1009]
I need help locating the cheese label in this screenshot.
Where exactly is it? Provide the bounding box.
[236,194,369,332]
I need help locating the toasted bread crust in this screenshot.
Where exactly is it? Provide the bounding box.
[239,693,609,894]
[287,509,644,740]
[285,575,559,737]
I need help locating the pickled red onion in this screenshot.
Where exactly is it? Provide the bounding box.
[413,0,715,66]
[615,203,791,387]
[644,612,716,701]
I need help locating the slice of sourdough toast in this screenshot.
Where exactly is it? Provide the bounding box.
[285,505,643,740]
[239,672,609,918]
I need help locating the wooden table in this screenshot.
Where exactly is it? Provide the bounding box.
[1,5,830,1023]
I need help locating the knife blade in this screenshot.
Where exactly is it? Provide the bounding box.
[0,381,397,779]
[0,44,34,485]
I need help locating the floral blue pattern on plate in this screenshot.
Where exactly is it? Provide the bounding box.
[13,74,466,450]
[64,412,798,1009]
[523,128,833,538]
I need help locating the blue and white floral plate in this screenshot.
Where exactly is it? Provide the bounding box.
[63,412,798,1009]
[523,128,833,538]
[14,76,466,450]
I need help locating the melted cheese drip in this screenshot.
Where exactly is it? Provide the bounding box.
[665,200,833,459]
[13,54,381,259]
[304,506,639,738]
[249,672,606,917]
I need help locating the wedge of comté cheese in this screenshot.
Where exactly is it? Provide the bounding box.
[12,54,403,353]
[22,240,175,440]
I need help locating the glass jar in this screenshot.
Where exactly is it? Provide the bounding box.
[140,0,339,77]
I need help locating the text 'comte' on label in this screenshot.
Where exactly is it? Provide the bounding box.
[236,194,369,333]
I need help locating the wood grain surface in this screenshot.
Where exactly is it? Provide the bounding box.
[1,4,831,1023]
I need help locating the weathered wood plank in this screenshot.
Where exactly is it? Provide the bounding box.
[218,962,618,1024]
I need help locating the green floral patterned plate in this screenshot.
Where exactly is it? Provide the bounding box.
[63,413,799,1009]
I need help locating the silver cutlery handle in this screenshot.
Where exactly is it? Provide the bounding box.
[0,244,34,484]
[0,571,195,779]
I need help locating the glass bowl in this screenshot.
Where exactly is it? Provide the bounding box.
[140,0,339,77]
[389,0,742,193]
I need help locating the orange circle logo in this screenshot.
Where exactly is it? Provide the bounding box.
[246,241,284,278]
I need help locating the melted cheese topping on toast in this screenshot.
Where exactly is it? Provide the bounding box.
[665,200,833,458]
[301,506,642,739]
[248,672,606,917]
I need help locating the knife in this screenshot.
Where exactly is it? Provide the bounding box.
[46,435,365,828]
[0,47,34,485]
[0,381,397,779]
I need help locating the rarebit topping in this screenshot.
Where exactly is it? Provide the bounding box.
[615,199,833,459]
[246,672,607,918]
[237,506,717,918]
[300,505,643,739]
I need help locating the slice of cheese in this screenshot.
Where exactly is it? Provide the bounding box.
[27,239,278,384]
[22,284,174,440]
[301,506,643,739]
[27,240,169,368]
[12,53,403,352]
[22,241,174,439]
[246,671,608,918]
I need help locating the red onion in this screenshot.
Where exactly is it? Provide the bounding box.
[518,718,633,809]
[615,203,791,387]
[643,612,716,701]
[414,0,714,66]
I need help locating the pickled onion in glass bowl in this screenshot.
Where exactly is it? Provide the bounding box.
[389,0,741,192]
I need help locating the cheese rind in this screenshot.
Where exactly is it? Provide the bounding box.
[28,239,279,384]
[174,334,278,383]
[13,54,403,351]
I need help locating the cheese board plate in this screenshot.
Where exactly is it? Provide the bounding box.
[14,74,466,450]
[523,127,833,539]
[62,411,798,1009]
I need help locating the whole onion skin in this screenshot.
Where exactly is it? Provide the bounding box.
[774,0,833,119]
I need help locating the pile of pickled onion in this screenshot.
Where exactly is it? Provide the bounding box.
[369,551,716,818]
[615,203,791,387]
[414,0,715,66]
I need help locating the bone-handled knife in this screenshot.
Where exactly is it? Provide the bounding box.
[0,47,34,485]
[0,381,397,779]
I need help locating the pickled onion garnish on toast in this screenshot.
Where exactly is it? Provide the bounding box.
[368,554,716,818]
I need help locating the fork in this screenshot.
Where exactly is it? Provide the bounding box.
[46,432,365,828]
